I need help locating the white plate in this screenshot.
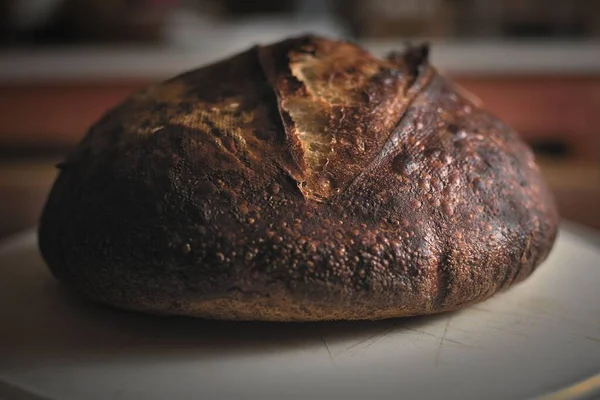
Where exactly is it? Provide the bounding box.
[0,225,599,400]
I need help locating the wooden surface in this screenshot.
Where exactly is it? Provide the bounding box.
[0,158,598,241]
[0,159,58,240]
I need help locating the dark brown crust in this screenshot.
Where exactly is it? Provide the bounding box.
[38,36,559,321]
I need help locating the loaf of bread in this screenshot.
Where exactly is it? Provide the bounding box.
[38,36,559,321]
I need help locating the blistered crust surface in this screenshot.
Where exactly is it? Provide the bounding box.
[38,36,558,320]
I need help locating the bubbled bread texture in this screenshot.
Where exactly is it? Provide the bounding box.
[38,36,559,321]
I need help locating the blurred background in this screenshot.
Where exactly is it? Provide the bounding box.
[0,0,599,239]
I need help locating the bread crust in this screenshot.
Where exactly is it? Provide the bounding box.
[38,36,559,321]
